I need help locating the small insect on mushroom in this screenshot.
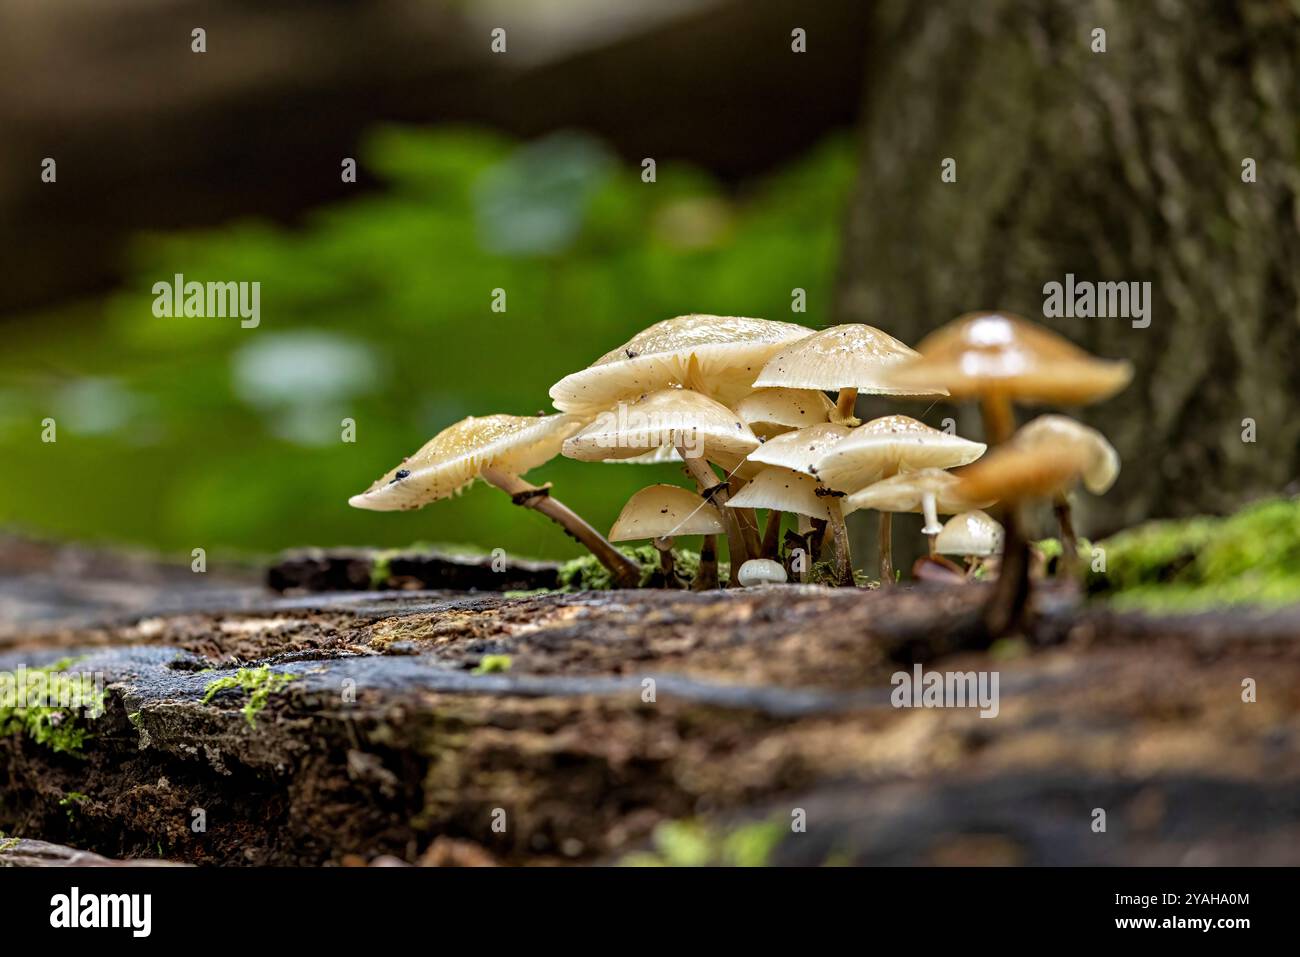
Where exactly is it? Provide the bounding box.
[349,413,641,589]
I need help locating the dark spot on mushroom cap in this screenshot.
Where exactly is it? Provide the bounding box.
[393,469,411,482]
[660,508,669,513]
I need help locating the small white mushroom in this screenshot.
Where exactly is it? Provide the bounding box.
[737,558,788,587]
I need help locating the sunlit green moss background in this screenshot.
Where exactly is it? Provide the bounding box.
[0,128,854,559]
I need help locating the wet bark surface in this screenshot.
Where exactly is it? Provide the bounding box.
[2,544,1298,866]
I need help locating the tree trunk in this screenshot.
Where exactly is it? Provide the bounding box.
[835,0,1300,542]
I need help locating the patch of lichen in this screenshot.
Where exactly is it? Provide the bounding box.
[202,666,298,727]
[621,816,786,867]
[0,658,105,757]
[1078,496,1300,611]
[557,546,729,591]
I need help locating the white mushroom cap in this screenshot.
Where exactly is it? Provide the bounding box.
[549,315,814,414]
[811,414,986,493]
[754,324,949,395]
[609,484,725,541]
[733,388,835,434]
[725,467,837,522]
[561,388,759,463]
[1014,414,1119,494]
[935,510,1004,557]
[746,423,853,476]
[348,414,583,512]
[738,558,788,587]
[845,468,995,534]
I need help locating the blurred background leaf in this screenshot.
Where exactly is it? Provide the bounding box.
[0,128,854,559]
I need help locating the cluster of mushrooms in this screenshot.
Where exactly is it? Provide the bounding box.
[350,311,1131,634]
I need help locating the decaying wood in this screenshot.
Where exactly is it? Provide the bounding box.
[3,544,1299,866]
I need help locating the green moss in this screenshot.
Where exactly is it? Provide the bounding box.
[202,666,298,727]
[621,816,785,867]
[1080,497,1300,612]
[0,832,18,853]
[556,546,728,591]
[0,658,105,757]
[472,654,512,675]
[59,791,89,822]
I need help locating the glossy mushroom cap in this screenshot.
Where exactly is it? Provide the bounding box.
[609,484,726,541]
[734,388,835,438]
[549,314,813,414]
[935,510,1004,557]
[954,441,1092,505]
[348,413,583,511]
[1015,414,1120,494]
[746,423,853,476]
[883,311,1134,405]
[754,324,948,395]
[845,468,995,531]
[561,388,759,463]
[812,414,986,493]
[725,467,838,522]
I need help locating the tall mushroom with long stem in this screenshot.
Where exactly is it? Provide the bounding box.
[812,415,985,585]
[753,323,948,425]
[884,312,1132,634]
[608,484,726,588]
[348,413,642,589]
[561,388,760,584]
[1013,415,1120,561]
[844,468,995,568]
[955,437,1095,633]
[744,423,855,585]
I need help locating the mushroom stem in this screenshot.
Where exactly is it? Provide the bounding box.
[878,511,894,586]
[1053,492,1079,570]
[736,504,764,558]
[678,450,750,584]
[761,510,783,560]
[825,498,856,586]
[479,467,641,589]
[652,536,679,588]
[692,535,719,590]
[794,515,814,583]
[980,392,1016,446]
[921,491,942,558]
[983,504,1032,638]
[835,387,859,422]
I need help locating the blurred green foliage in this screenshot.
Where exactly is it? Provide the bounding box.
[0,127,854,559]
